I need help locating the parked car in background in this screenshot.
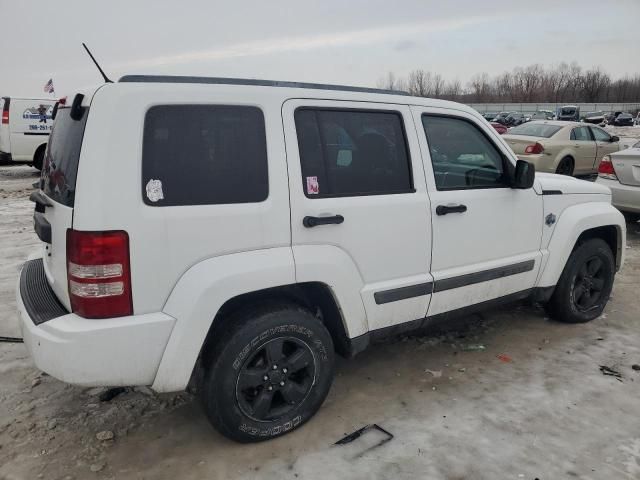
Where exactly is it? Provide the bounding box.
[0,96,55,169]
[530,110,554,121]
[614,113,634,127]
[596,142,640,221]
[490,121,508,134]
[556,105,580,121]
[605,111,623,124]
[582,111,606,126]
[504,112,527,126]
[503,120,623,176]
[634,112,640,126]
[492,111,513,125]
[482,112,498,121]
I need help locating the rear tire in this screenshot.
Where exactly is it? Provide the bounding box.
[200,302,335,443]
[555,157,574,176]
[546,238,615,323]
[622,211,640,223]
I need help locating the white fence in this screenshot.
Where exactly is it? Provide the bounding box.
[468,103,640,114]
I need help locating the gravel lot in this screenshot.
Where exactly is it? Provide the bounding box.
[2,126,640,480]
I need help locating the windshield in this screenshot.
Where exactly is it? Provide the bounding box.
[41,107,89,207]
[561,108,576,115]
[508,123,562,138]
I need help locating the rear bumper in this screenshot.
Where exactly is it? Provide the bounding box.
[595,177,640,213]
[18,259,176,387]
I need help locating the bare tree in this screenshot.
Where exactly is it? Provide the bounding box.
[376,64,640,105]
[580,67,611,102]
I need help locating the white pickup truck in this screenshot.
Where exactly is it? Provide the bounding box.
[17,76,625,442]
[0,96,55,169]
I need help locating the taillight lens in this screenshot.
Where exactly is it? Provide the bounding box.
[598,155,617,180]
[1,103,8,124]
[66,230,132,318]
[525,143,544,154]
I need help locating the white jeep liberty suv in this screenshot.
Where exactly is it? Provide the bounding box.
[18,76,625,442]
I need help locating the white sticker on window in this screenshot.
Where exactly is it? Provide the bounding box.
[306,176,319,195]
[146,179,164,203]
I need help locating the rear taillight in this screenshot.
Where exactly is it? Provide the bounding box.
[66,230,132,318]
[598,155,617,180]
[525,142,544,154]
[1,99,9,124]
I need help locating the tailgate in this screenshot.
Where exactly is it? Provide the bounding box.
[34,105,89,310]
[612,148,640,187]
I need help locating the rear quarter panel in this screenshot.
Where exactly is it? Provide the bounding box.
[71,84,292,315]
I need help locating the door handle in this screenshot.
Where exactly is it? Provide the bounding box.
[303,215,345,228]
[436,204,467,216]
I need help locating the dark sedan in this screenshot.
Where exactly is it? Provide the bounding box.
[614,113,634,126]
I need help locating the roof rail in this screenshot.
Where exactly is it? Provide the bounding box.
[118,75,410,96]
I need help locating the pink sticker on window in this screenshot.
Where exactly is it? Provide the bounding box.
[306,176,319,195]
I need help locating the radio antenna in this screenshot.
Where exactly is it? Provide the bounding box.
[82,43,113,83]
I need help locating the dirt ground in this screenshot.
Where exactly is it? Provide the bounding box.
[2,126,640,480]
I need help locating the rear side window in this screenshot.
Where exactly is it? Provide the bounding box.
[42,108,89,207]
[295,109,413,197]
[142,105,268,206]
[570,127,592,141]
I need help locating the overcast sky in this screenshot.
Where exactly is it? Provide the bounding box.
[1,0,638,98]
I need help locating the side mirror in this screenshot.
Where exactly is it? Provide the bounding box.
[610,135,619,142]
[512,160,535,189]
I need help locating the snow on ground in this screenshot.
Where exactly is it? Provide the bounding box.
[2,139,640,479]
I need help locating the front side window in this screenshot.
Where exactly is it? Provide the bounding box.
[571,127,592,141]
[422,115,508,190]
[591,127,611,142]
[295,109,413,197]
[142,105,268,206]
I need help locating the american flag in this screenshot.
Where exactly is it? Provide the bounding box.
[43,78,54,94]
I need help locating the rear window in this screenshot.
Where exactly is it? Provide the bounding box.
[41,108,89,207]
[507,123,562,138]
[561,108,576,115]
[142,105,268,206]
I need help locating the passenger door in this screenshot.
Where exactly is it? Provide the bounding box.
[591,126,620,167]
[570,126,597,174]
[283,100,433,334]
[411,107,543,317]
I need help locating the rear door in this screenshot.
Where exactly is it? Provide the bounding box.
[37,105,89,309]
[591,126,620,166]
[569,126,597,174]
[283,99,433,333]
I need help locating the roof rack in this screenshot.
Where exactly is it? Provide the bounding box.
[118,75,410,96]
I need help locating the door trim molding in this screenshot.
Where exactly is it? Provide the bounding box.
[433,259,535,292]
[373,259,536,304]
[374,282,433,305]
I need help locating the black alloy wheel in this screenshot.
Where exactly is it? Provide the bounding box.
[236,336,316,422]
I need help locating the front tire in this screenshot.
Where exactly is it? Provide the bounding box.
[546,238,615,323]
[200,302,335,443]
